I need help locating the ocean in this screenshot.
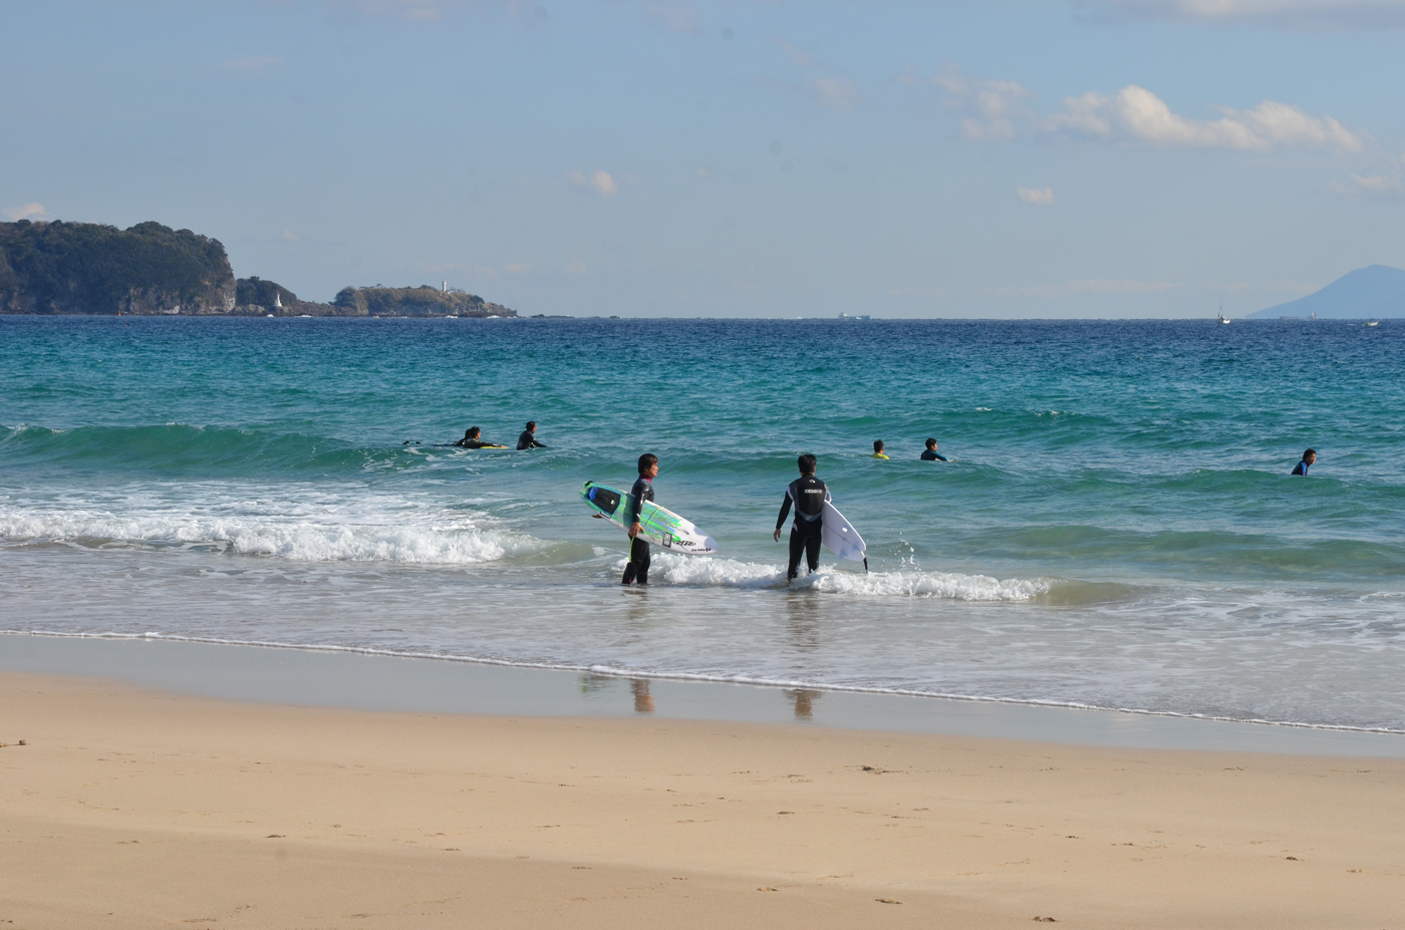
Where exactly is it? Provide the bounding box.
[3,315,1403,731]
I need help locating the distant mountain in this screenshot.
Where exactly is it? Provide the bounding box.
[1250,265,1405,319]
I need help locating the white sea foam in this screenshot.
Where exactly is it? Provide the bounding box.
[625,552,1049,600]
[0,493,539,565]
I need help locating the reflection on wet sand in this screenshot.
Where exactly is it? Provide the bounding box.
[786,688,822,719]
[631,678,655,713]
[784,592,822,653]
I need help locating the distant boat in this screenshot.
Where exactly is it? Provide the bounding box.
[1217,301,1230,324]
[1364,319,1379,327]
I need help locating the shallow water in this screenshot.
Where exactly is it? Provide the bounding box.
[2,315,1403,729]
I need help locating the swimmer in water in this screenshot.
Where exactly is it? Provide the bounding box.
[920,438,948,461]
[454,427,507,449]
[517,421,548,450]
[774,453,831,581]
[1292,448,1316,476]
[871,439,889,460]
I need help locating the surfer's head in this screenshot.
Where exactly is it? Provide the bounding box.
[525,421,537,432]
[925,438,938,451]
[638,453,659,477]
[465,427,480,439]
[797,454,817,476]
[873,440,884,454]
[1303,448,1317,465]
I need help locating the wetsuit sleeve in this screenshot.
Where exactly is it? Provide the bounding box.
[776,489,793,530]
[625,480,646,524]
[935,453,948,461]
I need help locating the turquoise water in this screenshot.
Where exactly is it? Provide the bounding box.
[3,315,1404,729]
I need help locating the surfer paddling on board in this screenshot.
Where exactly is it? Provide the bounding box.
[774,454,831,581]
[622,453,659,586]
[517,421,548,450]
[454,427,507,449]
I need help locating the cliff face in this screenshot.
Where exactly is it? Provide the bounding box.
[0,220,236,315]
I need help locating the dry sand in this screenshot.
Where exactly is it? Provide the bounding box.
[3,669,1403,929]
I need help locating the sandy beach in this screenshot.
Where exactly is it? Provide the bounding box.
[3,668,1404,929]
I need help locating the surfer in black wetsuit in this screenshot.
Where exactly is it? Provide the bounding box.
[622,453,658,585]
[454,427,506,449]
[774,453,830,581]
[517,421,547,450]
[921,438,949,461]
[1292,448,1316,476]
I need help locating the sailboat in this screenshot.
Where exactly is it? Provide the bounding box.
[1364,318,1379,327]
[1217,301,1230,324]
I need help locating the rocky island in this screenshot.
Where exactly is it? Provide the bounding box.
[0,219,516,318]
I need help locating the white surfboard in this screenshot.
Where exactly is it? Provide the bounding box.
[821,500,866,563]
[581,482,719,556]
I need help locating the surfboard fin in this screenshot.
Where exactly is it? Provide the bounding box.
[863,557,868,574]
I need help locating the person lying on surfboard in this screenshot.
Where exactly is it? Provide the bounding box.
[774,453,830,581]
[453,427,507,449]
[622,453,658,586]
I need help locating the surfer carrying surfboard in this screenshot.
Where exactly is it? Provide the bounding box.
[622,453,659,585]
[774,454,831,581]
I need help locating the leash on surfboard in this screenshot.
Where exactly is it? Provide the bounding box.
[863,557,868,574]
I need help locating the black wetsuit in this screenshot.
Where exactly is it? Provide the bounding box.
[622,475,654,585]
[1292,460,1310,476]
[776,476,829,580]
[517,430,547,450]
[921,449,948,461]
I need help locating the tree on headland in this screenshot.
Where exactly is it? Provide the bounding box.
[0,219,235,314]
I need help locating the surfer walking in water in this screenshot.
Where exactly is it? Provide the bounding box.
[622,453,658,585]
[774,454,831,581]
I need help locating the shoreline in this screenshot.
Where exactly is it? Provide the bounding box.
[5,631,1404,757]
[5,661,1405,928]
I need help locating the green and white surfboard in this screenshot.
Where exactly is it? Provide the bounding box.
[581,481,719,556]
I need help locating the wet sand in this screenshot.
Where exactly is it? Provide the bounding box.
[4,667,1405,929]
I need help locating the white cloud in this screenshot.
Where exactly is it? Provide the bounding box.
[1043,85,1362,153]
[504,263,531,274]
[933,65,1033,140]
[473,265,499,280]
[3,202,49,221]
[216,55,283,74]
[280,229,300,241]
[566,259,588,274]
[571,170,618,196]
[1017,186,1055,205]
[773,36,814,67]
[812,76,860,109]
[1328,154,1405,196]
[1075,0,1405,29]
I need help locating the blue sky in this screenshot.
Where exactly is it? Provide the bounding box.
[2,0,1402,317]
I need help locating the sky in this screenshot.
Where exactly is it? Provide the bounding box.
[1,0,1403,318]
